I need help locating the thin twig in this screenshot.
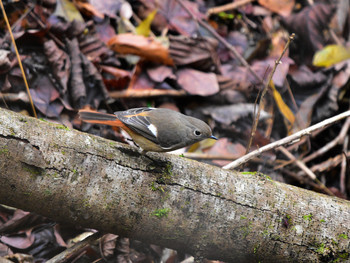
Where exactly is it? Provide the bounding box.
[340,138,349,195]
[223,110,350,169]
[245,33,295,155]
[303,117,350,163]
[206,0,255,16]
[46,232,102,263]
[0,92,30,103]
[278,146,334,196]
[28,10,65,49]
[0,0,37,118]
[279,147,316,180]
[10,4,34,31]
[109,89,187,99]
[329,29,343,46]
[309,152,349,173]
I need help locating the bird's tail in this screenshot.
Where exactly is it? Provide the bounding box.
[79,110,121,126]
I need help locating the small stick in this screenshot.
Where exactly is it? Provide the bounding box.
[245,33,295,155]
[303,117,350,163]
[109,89,187,99]
[207,0,255,16]
[223,110,350,170]
[46,232,102,263]
[0,0,37,117]
[279,146,316,180]
[340,138,349,195]
[278,147,334,196]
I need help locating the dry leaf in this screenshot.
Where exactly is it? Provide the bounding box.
[258,0,295,17]
[108,33,174,65]
[176,69,219,96]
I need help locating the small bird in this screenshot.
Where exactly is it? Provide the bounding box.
[79,107,217,153]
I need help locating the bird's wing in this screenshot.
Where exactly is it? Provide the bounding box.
[115,108,160,145]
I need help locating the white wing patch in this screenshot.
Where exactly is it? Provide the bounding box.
[147,124,158,137]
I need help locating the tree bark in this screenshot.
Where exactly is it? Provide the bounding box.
[0,108,349,263]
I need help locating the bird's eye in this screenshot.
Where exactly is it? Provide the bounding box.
[194,130,201,136]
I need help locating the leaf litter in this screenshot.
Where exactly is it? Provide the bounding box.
[1,0,350,261]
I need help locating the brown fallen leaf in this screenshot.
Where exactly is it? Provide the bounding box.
[169,35,221,73]
[258,0,295,17]
[74,1,104,19]
[136,0,204,36]
[176,68,219,96]
[146,65,175,83]
[201,104,271,125]
[43,39,70,95]
[108,33,174,66]
[100,234,118,259]
[206,138,246,166]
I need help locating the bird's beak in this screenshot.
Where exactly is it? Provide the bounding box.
[210,135,218,140]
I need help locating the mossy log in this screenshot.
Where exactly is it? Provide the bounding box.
[0,108,349,262]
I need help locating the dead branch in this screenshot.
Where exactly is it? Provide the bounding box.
[0,108,350,262]
[109,89,187,99]
[223,110,350,170]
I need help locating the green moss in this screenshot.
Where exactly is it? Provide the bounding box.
[316,243,326,254]
[104,202,114,210]
[107,153,115,159]
[265,175,273,181]
[9,127,15,136]
[320,219,326,223]
[332,239,338,246]
[44,189,52,195]
[0,147,9,155]
[338,234,348,239]
[82,198,91,208]
[150,181,164,192]
[71,169,79,182]
[162,163,173,180]
[338,252,349,259]
[49,172,60,178]
[218,12,233,19]
[241,171,257,175]
[23,165,43,177]
[240,216,247,220]
[56,124,70,131]
[201,202,210,209]
[261,229,269,237]
[303,214,313,221]
[271,234,280,241]
[19,117,27,123]
[253,244,260,254]
[282,214,293,226]
[160,192,170,203]
[241,222,253,237]
[152,163,174,188]
[152,208,170,218]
